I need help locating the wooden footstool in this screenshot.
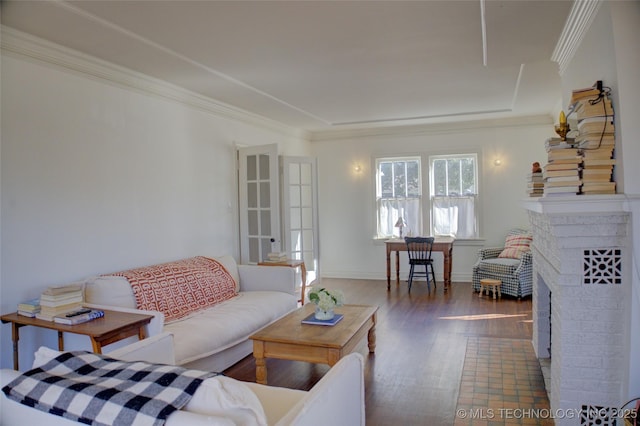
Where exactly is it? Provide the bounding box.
[479,278,502,299]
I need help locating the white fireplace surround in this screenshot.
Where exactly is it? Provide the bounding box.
[523,195,634,426]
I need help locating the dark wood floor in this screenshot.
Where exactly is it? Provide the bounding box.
[224,278,536,425]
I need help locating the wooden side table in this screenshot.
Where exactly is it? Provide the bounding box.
[258,259,307,305]
[1,310,153,370]
[479,278,502,300]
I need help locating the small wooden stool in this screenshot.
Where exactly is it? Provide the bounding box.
[479,278,502,300]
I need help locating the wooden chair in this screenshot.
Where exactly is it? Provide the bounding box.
[404,237,436,292]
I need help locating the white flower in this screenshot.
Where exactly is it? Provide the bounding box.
[309,288,345,311]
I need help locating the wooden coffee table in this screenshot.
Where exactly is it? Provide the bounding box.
[249,303,377,384]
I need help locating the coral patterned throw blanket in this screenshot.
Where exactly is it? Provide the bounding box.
[112,256,237,323]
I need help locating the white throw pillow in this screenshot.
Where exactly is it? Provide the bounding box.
[185,376,267,426]
[84,275,137,308]
[32,346,63,369]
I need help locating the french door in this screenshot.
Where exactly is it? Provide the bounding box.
[238,144,281,264]
[281,156,319,283]
[238,146,319,284]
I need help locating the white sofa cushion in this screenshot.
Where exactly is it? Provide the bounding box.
[214,255,241,292]
[166,291,296,365]
[84,275,137,309]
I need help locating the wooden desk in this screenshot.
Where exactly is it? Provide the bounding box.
[385,236,455,290]
[258,259,307,304]
[1,310,153,370]
[250,304,377,385]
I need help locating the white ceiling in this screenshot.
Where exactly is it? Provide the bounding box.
[1,0,573,132]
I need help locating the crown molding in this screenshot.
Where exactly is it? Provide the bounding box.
[551,0,603,76]
[310,114,554,142]
[1,26,310,140]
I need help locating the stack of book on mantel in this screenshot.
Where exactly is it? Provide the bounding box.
[35,283,84,321]
[581,148,616,194]
[525,171,544,197]
[571,82,616,195]
[543,138,581,197]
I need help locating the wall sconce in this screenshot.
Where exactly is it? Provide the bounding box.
[494,159,502,166]
[353,164,362,173]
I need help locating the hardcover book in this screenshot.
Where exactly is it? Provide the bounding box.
[54,309,105,325]
[301,313,344,326]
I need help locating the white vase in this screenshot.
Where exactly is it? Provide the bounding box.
[314,305,335,320]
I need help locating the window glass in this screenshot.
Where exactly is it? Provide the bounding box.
[430,154,478,239]
[375,157,421,238]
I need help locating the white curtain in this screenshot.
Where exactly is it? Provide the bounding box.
[377,198,421,238]
[433,196,477,239]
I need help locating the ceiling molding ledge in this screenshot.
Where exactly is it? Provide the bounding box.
[551,0,603,76]
[310,115,554,142]
[0,26,310,140]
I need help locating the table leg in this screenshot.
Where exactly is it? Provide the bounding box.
[443,246,453,289]
[300,263,307,305]
[90,338,103,354]
[386,246,392,290]
[58,331,64,351]
[253,341,267,385]
[395,251,400,284]
[11,323,20,370]
[368,313,377,353]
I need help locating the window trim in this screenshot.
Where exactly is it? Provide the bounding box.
[374,155,423,239]
[428,152,480,238]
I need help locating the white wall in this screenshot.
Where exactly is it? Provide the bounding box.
[311,120,551,282]
[555,0,640,403]
[0,38,309,369]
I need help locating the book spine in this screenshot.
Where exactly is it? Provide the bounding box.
[54,310,105,325]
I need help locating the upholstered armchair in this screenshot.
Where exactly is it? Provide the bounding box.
[472,228,533,300]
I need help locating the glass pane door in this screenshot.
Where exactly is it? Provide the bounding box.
[282,156,319,283]
[238,144,280,264]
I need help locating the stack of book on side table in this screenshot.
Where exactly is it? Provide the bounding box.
[571,82,616,195]
[35,283,84,321]
[543,137,581,197]
[265,252,288,262]
[17,298,41,318]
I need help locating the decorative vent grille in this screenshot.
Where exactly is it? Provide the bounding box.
[580,405,615,426]
[583,249,622,285]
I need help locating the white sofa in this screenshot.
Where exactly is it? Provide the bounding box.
[0,333,366,425]
[81,255,299,372]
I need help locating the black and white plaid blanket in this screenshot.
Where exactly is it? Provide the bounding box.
[2,351,218,425]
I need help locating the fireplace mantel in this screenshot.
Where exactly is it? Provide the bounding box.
[523,194,633,425]
[522,194,630,215]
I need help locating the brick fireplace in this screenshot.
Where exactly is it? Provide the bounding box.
[523,196,632,426]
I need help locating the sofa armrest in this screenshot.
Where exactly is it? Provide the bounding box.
[84,303,165,336]
[108,332,176,365]
[271,352,365,426]
[238,264,297,295]
[515,251,533,274]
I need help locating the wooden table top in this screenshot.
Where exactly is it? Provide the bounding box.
[250,304,378,349]
[1,310,153,338]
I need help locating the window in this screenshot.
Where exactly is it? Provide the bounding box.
[375,157,421,238]
[429,154,478,239]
